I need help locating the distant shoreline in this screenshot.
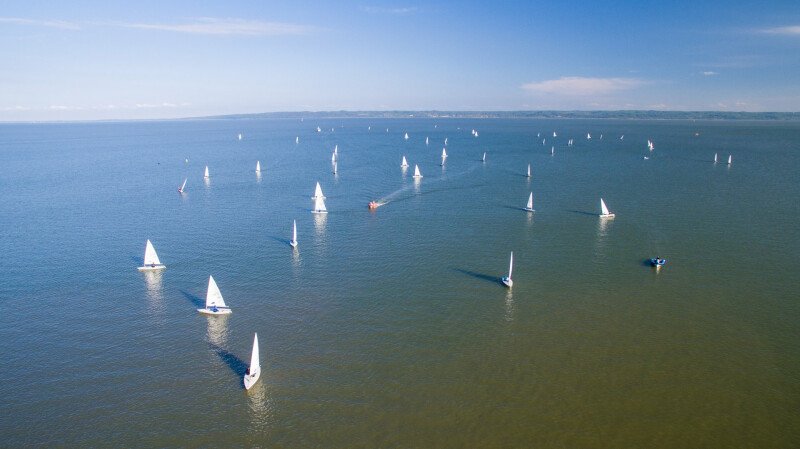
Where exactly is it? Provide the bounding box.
[2,110,799,124]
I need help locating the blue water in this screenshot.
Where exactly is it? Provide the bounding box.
[1,118,799,447]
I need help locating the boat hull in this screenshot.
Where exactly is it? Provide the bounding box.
[289,241,298,248]
[501,277,513,288]
[197,307,232,315]
[138,264,166,271]
[599,213,615,219]
[311,210,328,214]
[244,370,261,390]
[524,208,535,212]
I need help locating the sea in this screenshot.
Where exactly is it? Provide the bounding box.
[1,118,799,447]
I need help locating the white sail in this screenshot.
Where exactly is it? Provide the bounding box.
[295,136,299,144]
[527,164,531,178]
[243,333,261,390]
[333,162,337,174]
[206,275,227,309]
[425,137,429,145]
[551,146,554,155]
[255,161,261,173]
[143,240,161,265]
[727,155,732,165]
[553,131,557,137]
[444,137,448,145]
[401,156,409,167]
[714,153,718,163]
[482,152,486,162]
[317,126,321,132]
[238,133,243,141]
[508,252,513,279]
[313,182,325,199]
[441,148,447,158]
[290,220,298,247]
[525,193,534,211]
[404,132,409,140]
[204,166,209,178]
[334,144,338,155]
[332,151,336,163]
[312,196,327,213]
[587,133,591,139]
[413,165,422,178]
[599,198,614,218]
[179,178,187,193]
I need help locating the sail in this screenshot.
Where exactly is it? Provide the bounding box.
[334,145,338,155]
[527,164,531,177]
[425,137,429,145]
[600,198,610,216]
[313,182,325,199]
[714,153,718,163]
[292,220,297,243]
[404,132,409,140]
[180,178,187,192]
[482,152,486,162]
[441,148,447,158]
[553,131,557,137]
[444,138,448,145]
[295,136,299,144]
[401,156,408,167]
[143,240,161,265]
[204,166,209,178]
[413,165,422,177]
[727,155,732,164]
[508,252,513,279]
[314,196,327,212]
[206,275,227,308]
[526,193,533,210]
[250,333,260,375]
[256,161,261,172]
[587,133,591,139]
[332,151,336,163]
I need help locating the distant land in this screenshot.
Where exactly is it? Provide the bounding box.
[203,110,800,121]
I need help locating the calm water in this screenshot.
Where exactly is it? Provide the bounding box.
[1,118,799,447]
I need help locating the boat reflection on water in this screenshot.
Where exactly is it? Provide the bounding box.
[504,288,515,323]
[205,314,229,347]
[143,270,166,318]
[246,376,274,434]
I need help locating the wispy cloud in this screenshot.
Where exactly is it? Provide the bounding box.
[0,17,80,30]
[361,6,418,15]
[701,71,718,76]
[122,18,315,36]
[759,25,800,35]
[521,77,646,96]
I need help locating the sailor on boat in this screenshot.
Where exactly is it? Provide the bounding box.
[650,257,667,267]
[368,201,379,210]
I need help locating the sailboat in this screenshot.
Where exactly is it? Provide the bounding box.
[501,252,513,288]
[178,178,187,193]
[474,131,479,137]
[444,137,448,145]
[440,148,447,165]
[404,132,409,140]
[289,220,298,248]
[425,137,429,145]
[553,131,557,137]
[238,133,243,141]
[587,133,592,140]
[334,144,338,156]
[401,156,409,167]
[333,162,337,174]
[412,165,423,178]
[295,136,299,144]
[526,164,531,178]
[599,198,615,219]
[551,146,554,155]
[482,152,486,162]
[312,182,326,199]
[523,193,534,212]
[243,333,261,390]
[138,239,166,271]
[714,153,718,163]
[198,275,231,315]
[727,155,732,165]
[620,135,624,140]
[311,195,328,214]
[316,126,321,133]
[204,166,210,178]
[331,151,337,163]
[255,161,261,173]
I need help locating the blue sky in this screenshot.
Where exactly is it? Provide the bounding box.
[1,0,799,120]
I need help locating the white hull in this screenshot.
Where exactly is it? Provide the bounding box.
[138,264,166,271]
[599,213,615,219]
[197,307,232,315]
[289,240,298,248]
[311,210,328,214]
[501,277,513,288]
[244,370,261,390]
[524,207,535,212]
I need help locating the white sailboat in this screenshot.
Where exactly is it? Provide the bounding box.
[316,126,321,133]
[440,148,447,165]
[243,333,261,390]
[526,164,531,178]
[198,275,231,315]
[587,133,592,140]
[551,146,554,155]
[412,164,423,178]
[482,152,486,162]
[425,136,429,145]
[404,132,409,140]
[599,198,615,219]
[178,178,187,193]
[401,156,409,168]
[501,252,513,288]
[524,193,534,212]
[238,133,243,141]
[331,151,337,163]
[714,153,718,163]
[553,131,557,137]
[312,182,326,199]
[444,137,448,145]
[474,131,479,137]
[255,161,261,173]
[727,155,732,165]
[295,136,299,144]
[138,239,166,271]
[289,220,298,248]
[311,195,328,214]
[333,162,337,174]
[204,166,210,178]
[334,144,338,156]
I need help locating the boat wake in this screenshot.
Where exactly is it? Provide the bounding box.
[376,164,481,206]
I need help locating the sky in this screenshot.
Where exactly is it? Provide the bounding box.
[1,0,799,121]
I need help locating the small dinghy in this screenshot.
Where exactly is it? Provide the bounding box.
[650,257,667,268]
[243,333,261,390]
[599,198,615,219]
[289,220,298,248]
[138,240,166,271]
[501,252,514,288]
[198,275,232,315]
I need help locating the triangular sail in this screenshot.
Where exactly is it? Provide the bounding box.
[332,151,336,162]
[508,252,513,279]
[250,333,260,375]
[482,152,486,162]
[527,164,531,177]
[727,155,732,164]
[714,153,718,163]
[204,166,209,178]
[425,137,429,145]
[413,165,422,177]
[401,156,408,167]
[179,178,187,192]
[292,220,297,244]
[600,198,610,216]
[256,161,261,172]
[206,275,227,308]
[143,240,161,265]
[313,182,325,199]
[526,193,533,210]
[334,144,338,155]
[441,148,447,158]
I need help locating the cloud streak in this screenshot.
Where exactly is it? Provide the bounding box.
[759,25,800,35]
[122,18,315,36]
[361,6,418,15]
[0,17,81,30]
[521,77,646,96]
[702,71,718,76]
